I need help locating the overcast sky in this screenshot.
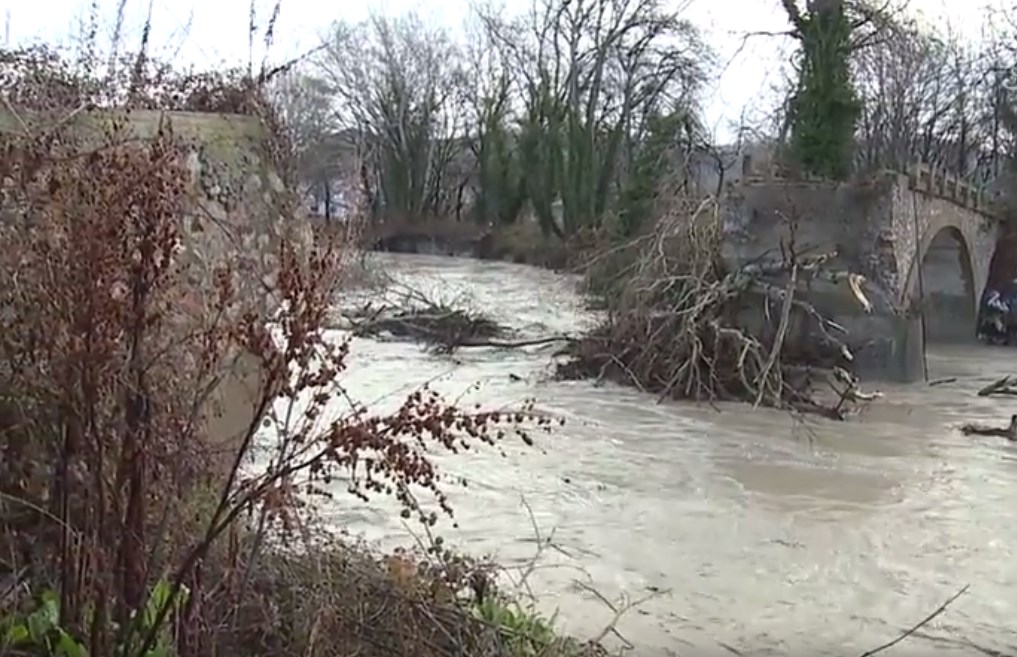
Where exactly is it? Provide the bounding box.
[2,0,999,142]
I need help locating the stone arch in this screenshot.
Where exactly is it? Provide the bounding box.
[903,225,979,343]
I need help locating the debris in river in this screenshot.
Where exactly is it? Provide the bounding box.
[976,375,1017,397]
[858,584,970,657]
[560,195,879,420]
[960,414,1017,440]
[337,281,572,354]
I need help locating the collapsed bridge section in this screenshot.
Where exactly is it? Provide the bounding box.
[720,164,1003,383]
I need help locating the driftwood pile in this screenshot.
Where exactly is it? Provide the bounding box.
[560,197,880,420]
[336,282,571,354]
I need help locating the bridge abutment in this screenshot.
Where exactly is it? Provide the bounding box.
[722,168,1003,383]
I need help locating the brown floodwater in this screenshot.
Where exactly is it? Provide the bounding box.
[309,253,1017,656]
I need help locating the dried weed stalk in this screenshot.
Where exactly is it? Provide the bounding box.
[0,47,552,657]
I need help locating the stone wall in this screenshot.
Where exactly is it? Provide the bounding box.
[720,175,896,295]
[168,110,310,461]
[721,168,1004,381]
[0,108,309,461]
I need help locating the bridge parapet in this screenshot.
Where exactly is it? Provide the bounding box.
[905,161,995,217]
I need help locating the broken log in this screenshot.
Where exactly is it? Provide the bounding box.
[960,415,1017,440]
[976,376,1017,398]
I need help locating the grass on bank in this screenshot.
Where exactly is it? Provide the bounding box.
[0,503,613,657]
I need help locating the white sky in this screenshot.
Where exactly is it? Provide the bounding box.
[1,0,999,141]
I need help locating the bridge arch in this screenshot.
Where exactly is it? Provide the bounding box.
[902,225,979,343]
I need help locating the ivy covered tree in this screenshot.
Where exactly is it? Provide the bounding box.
[617,109,704,238]
[318,15,464,222]
[462,21,527,227]
[781,0,863,180]
[480,0,711,239]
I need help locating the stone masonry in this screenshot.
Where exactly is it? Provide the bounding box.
[721,163,1006,382]
[0,108,311,464]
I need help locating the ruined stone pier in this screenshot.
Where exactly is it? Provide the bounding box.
[721,163,1007,382]
[0,107,310,460]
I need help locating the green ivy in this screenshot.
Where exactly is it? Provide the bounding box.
[471,596,558,657]
[1,591,86,657]
[617,111,695,238]
[787,0,860,180]
[0,579,188,657]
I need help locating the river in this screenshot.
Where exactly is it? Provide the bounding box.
[318,252,1017,657]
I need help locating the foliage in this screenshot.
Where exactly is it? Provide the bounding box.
[616,110,702,238]
[470,77,527,227]
[2,590,86,657]
[268,70,348,217]
[318,14,465,222]
[306,0,711,243]
[192,532,606,657]
[472,596,559,657]
[782,0,863,180]
[0,44,552,657]
[0,580,185,657]
[483,0,711,238]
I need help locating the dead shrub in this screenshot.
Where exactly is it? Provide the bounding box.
[561,190,877,419]
[0,46,559,657]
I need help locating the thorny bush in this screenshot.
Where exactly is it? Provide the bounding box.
[0,48,552,657]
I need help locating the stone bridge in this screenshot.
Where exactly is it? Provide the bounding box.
[722,163,1008,382]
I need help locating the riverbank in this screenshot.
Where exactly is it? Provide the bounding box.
[0,510,608,657]
[198,529,610,657]
[314,218,585,271]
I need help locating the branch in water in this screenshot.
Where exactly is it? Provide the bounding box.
[859,584,970,657]
[960,415,1017,441]
[336,281,571,354]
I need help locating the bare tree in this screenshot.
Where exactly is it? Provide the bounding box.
[318,14,466,223]
[852,16,1000,182]
[269,68,346,219]
[479,0,711,238]
[979,5,1017,185]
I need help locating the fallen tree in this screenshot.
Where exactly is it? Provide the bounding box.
[976,375,1017,398]
[336,281,572,353]
[560,195,880,419]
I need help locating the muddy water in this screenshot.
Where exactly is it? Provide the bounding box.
[319,253,1017,657]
